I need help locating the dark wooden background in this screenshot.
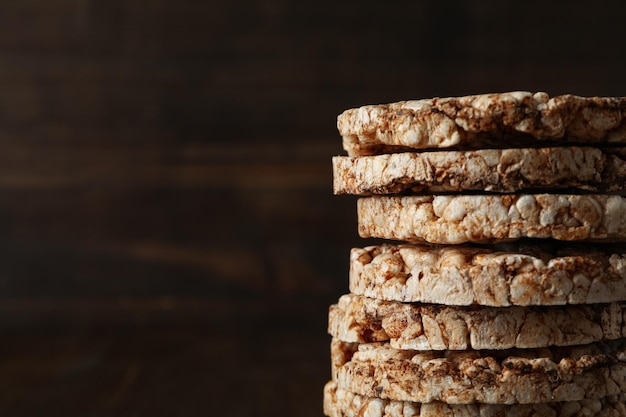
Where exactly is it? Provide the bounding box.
[1,1,626,416]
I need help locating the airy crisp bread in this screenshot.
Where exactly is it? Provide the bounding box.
[349,244,626,306]
[331,338,626,404]
[357,195,626,244]
[333,147,626,195]
[338,92,626,156]
[323,381,626,417]
[329,294,626,350]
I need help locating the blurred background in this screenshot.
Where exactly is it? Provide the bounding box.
[0,1,625,416]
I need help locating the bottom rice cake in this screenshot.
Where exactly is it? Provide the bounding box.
[323,381,626,417]
[331,339,626,404]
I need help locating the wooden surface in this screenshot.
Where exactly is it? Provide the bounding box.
[2,0,626,416]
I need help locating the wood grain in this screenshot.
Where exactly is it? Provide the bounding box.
[0,321,331,417]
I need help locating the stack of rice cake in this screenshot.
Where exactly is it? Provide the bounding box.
[325,92,626,417]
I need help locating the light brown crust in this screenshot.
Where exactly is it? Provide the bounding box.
[349,244,626,306]
[331,338,626,404]
[323,381,626,417]
[329,294,626,350]
[357,195,626,244]
[338,92,626,156]
[332,147,626,195]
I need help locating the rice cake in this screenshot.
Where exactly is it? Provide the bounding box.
[357,194,626,244]
[328,294,626,350]
[323,381,626,417]
[338,92,626,156]
[349,244,626,306]
[332,147,626,195]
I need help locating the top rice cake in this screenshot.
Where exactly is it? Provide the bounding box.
[338,92,626,156]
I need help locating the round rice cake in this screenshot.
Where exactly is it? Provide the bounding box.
[332,147,626,195]
[357,194,626,244]
[331,338,626,404]
[338,92,626,156]
[323,381,626,417]
[349,244,626,306]
[328,293,626,350]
